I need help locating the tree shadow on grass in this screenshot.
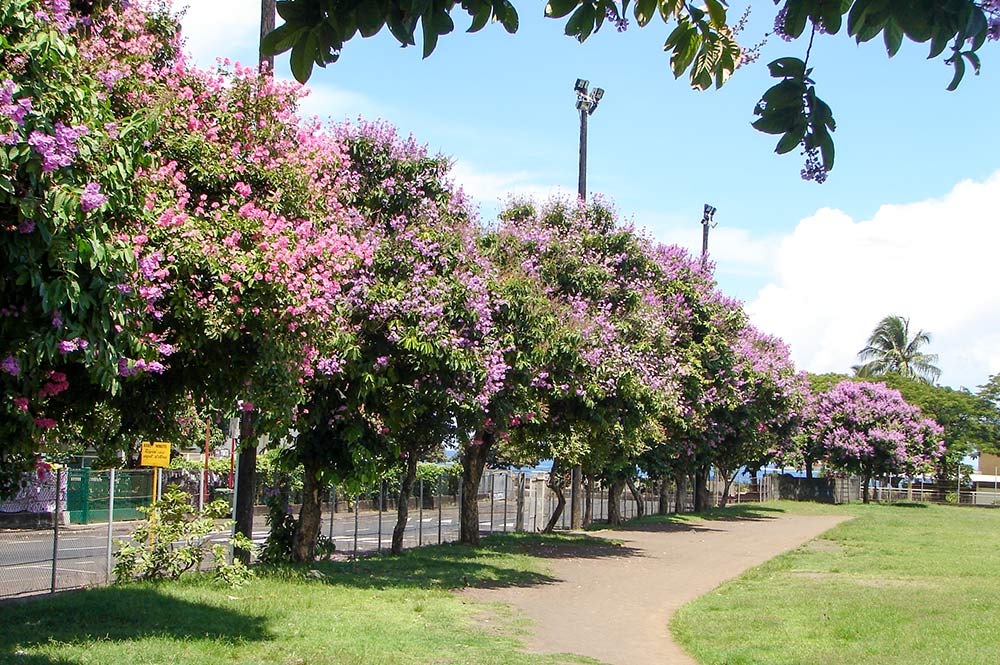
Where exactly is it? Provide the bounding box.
[589,504,788,534]
[889,501,929,509]
[273,532,638,591]
[0,585,272,664]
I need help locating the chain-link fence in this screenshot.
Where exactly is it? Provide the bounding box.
[1,466,774,600]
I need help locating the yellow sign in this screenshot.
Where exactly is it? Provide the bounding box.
[140,441,171,467]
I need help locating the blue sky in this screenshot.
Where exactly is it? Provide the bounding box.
[182,2,1000,390]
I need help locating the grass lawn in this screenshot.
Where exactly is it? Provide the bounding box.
[0,533,605,665]
[671,501,1000,665]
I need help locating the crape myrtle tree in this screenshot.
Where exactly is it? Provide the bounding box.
[261,0,999,182]
[812,380,944,503]
[805,372,1000,485]
[0,0,182,491]
[705,326,807,507]
[286,121,506,560]
[489,198,674,529]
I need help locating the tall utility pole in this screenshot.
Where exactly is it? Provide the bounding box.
[700,203,717,267]
[571,78,603,529]
[233,0,278,567]
[260,0,276,70]
[574,79,604,201]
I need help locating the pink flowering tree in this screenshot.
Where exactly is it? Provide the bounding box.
[813,380,944,503]
[700,326,808,507]
[0,0,173,490]
[285,121,505,559]
[491,198,683,527]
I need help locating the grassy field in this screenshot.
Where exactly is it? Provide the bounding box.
[671,501,1000,665]
[0,533,605,665]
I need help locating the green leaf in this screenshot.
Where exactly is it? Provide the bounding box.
[356,0,386,37]
[498,0,519,33]
[261,23,303,55]
[289,35,315,82]
[545,0,579,20]
[704,0,725,26]
[883,20,902,56]
[467,0,492,32]
[633,0,655,26]
[565,3,596,41]
[767,57,806,79]
[775,122,807,154]
[946,54,965,91]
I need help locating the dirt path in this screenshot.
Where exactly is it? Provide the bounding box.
[465,512,847,665]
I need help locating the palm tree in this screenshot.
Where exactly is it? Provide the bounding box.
[854,315,941,384]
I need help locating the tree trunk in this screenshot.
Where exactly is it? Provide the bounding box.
[658,479,671,515]
[570,465,583,528]
[234,410,257,565]
[293,457,323,562]
[862,471,871,504]
[460,430,493,545]
[718,474,734,508]
[607,477,625,526]
[542,481,566,533]
[583,475,593,527]
[694,465,711,512]
[391,453,419,555]
[625,476,645,518]
[804,457,814,480]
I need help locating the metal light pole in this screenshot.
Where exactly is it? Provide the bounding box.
[570,78,603,529]
[700,203,717,266]
[574,78,604,202]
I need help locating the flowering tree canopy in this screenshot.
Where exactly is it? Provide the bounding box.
[813,380,944,502]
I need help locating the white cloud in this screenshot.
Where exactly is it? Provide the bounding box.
[179,1,259,67]
[448,160,568,213]
[649,221,780,279]
[747,171,1000,390]
[288,81,383,122]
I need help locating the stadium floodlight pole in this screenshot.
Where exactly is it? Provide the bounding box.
[572,78,603,528]
[701,203,717,267]
[575,78,604,202]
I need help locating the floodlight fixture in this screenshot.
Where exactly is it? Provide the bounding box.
[576,99,589,111]
[592,87,604,102]
[703,203,717,227]
[575,78,589,93]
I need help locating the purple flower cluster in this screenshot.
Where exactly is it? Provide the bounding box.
[1,355,20,376]
[1,80,31,126]
[80,182,108,211]
[28,122,88,172]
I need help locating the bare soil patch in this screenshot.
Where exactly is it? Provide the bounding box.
[464,511,847,665]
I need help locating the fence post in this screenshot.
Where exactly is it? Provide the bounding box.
[377,481,384,553]
[514,473,524,533]
[328,486,335,543]
[50,467,62,593]
[503,473,508,533]
[106,468,116,582]
[418,478,424,546]
[353,495,359,559]
[457,475,463,543]
[229,454,239,565]
[437,475,443,545]
[489,473,495,534]
[198,467,205,513]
